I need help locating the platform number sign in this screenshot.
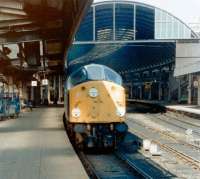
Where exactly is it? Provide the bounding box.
[42,79,48,86]
[31,81,37,87]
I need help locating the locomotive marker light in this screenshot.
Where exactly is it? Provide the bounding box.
[150,143,161,156]
[116,107,125,117]
[72,108,81,118]
[89,87,99,98]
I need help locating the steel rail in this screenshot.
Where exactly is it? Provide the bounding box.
[144,114,200,149]
[77,151,144,179]
[163,113,200,127]
[78,152,101,179]
[159,114,200,134]
[114,151,154,179]
[128,119,200,170]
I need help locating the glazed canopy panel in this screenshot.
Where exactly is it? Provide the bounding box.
[75,1,197,42]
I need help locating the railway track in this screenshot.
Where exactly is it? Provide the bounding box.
[154,113,200,136]
[164,112,200,127]
[113,150,173,179]
[78,148,174,179]
[127,118,200,170]
[78,151,145,179]
[139,113,200,149]
[141,115,200,144]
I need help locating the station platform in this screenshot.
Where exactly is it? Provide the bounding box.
[166,105,200,118]
[127,99,200,118]
[0,107,88,179]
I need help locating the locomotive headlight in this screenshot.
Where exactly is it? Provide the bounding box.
[116,107,125,117]
[89,88,99,98]
[72,108,81,118]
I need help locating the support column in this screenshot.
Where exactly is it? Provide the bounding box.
[19,81,23,99]
[44,85,49,105]
[8,76,13,98]
[178,78,181,103]
[60,76,63,101]
[53,76,58,104]
[130,83,133,99]
[198,76,200,106]
[139,85,142,99]
[40,86,43,104]
[149,85,152,100]
[158,83,162,101]
[168,82,171,102]
[31,86,34,104]
[47,84,50,104]
[188,74,192,105]
[58,75,62,102]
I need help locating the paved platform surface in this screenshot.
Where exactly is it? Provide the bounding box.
[128,99,200,118]
[0,107,88,179]
[166,105,200,115]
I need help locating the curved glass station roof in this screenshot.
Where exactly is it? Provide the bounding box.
[75,0,197,42]
[67,0,198,76]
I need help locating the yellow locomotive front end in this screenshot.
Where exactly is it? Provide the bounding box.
[64,64,128,149]
[69,81,125,124]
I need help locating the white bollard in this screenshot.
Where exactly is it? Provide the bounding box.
[143,139,151,151]
[185,129,193,135]
[150,143,161,156]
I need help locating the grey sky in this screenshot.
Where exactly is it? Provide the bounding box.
[94,0,200,25]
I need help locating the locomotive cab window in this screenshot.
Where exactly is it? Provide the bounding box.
[67,64,122,89]
[86,64,122,85]
[67,68,87,89]
[104,67,122,85]
[86,65,104,80]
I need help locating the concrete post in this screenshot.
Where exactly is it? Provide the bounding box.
[188,74,192,105]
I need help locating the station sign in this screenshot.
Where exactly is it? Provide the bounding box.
[42,79,48,86]
[31,81,37,87]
